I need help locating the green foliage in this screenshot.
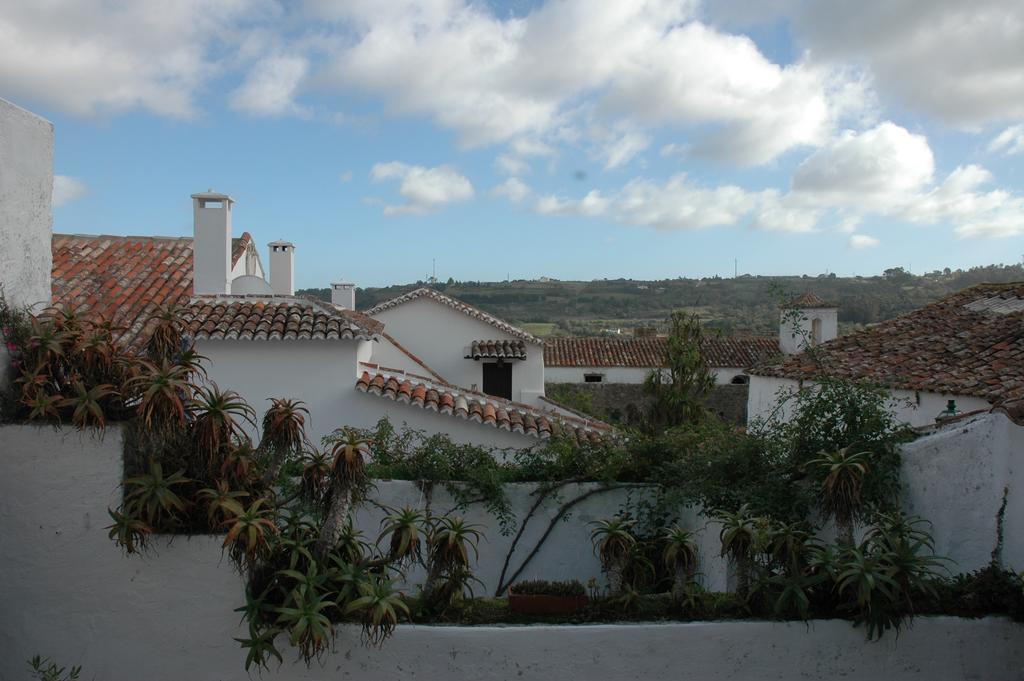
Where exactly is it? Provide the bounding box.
[641,311,715,432]
[509,579,586,597]
[123,461,191,527]
[28,656,81,681]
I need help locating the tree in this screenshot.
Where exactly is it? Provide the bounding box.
[641,311,715,432]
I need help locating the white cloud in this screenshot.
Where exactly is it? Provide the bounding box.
[793,122,934,209]
[230,54,309,117]
[370,161,474,215]
[534,190,609,218]
[491,177,531,203]
[52,175,87,207]
[989,124,1024,156]
[848,233,879,249]
[0,0,271,118]
[788,0,1024,127]
[495,154,530,176]
[318,0,855,164]
[598,128,651,170]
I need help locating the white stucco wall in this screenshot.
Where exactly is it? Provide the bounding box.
[197,338,539,450]
[546,366,747,385]
[779,306,838,354]
[747,375,993,429]
[901,411,1024,572]
[2,424,1023,680]
[0,99,54,389]
[0,98,53,312]
[371,297,546,405]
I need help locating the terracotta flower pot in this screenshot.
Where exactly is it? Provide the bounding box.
[508,592,588,615]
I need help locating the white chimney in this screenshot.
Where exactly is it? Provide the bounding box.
[191,191,233,295]
[268,240,295,296]
[331,279,355,310]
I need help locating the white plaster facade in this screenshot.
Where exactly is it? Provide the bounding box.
[0,98,53,312]
[197,337,538,450]
[370,296,546,405]
[546,365,747,385]
[779,305,838,354]
[747,374,995,429]
[1,420,1023,680]
[0,99,54,389]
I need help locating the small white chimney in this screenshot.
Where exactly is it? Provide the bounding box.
[191,191,233,295]
[268,240,295,296]
[331,279,355,310]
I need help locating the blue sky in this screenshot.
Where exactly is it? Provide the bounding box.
[4,0,1024,288]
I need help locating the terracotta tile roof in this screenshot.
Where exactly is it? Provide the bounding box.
[466,339,528,360]
[544,336,780,369]
[50,233,256,349]
[750,283,1024,404]
[366,288,542,345]
[355,363,612,442]
[182,296,382,341]
[783,291,836,309]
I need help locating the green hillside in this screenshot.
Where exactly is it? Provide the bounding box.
[299,263,1024,337]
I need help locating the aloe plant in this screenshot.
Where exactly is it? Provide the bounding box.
[260,398,310,484]
[424,515,484,607]
[663,525,698,602]
[105,508,152,555]
[191,383,257,474]
[59,380,116,432]
[809,445,871,546]
[715,504,758,598]
[222,497,279,572]
[590,516,637,595]
[126,358,193,434]
[123,461,191,527]
[346,577,409,646]
[378,506,427,566]
[274,584,335,663]
[316,429,370,557]
[197,480,249,525]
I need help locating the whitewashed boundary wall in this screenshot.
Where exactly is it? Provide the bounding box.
[1,413,1023,679]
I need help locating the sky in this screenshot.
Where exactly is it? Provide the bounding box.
[3,0,1024,289]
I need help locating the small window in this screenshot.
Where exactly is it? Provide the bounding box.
[584,373,604,383]
[730,375,749,385]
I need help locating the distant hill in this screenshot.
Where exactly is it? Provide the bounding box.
[298,264,1024,338]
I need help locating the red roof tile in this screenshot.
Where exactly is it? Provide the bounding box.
[783,291,836,309]
[544,336,780,369]
[51,233,255,348]
[355,364,612,442]
[366,288,542,345]
[751,282,1024,404]
[183,296,381,341]
[466,339,528,360]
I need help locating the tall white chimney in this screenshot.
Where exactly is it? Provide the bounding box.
[331,279,355,310]
[268,240,295,296]
[191,191,233,295]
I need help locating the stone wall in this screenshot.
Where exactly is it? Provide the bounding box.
[546,382,749,425]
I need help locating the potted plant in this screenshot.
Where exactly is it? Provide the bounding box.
[508,579,588,615]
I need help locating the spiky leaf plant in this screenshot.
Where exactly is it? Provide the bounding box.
[191,383,257,474]
[378,506,427,566]
[59,380,115,432]
[809,446,871,546]
[197,480,249,525]
[123,461,191,528]
[346,577,409,646]
[316,429,370,557]
[590,516,638,595]
[222,497,280,572]
[663,525,698,602]
[105,508,152,555]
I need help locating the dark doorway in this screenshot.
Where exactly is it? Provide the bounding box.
[482,362,513,400]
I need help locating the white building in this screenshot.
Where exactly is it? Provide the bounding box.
[544,336,780,386]
[49,192,610,449]
[747,285,1024,427]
